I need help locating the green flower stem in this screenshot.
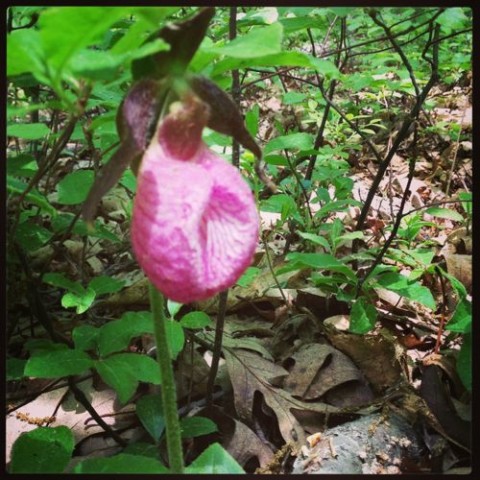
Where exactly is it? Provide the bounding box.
[149,283,184,473]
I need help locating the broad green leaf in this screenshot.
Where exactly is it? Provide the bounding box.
[95,353,161,404]
[279,15,325,33]
[62,287,96,314]
[263,154,288,166]
[447,298,471,333]
[15,221,53,252]
[375,272,436,310]
[24,339,68,355]
[10,426,74,474]
[7,29,45,79]
[7,122,50,140]
[97,311,153,357]
[122,442,161,459]
[185,443,244,474]
[264,132,313,154]
[7,358,27,381]
[39,7,131,73]
[57,170,95,205]
[436,7,469,32]
[73,454,168,474]
[238,7,278,26]
[180,416,218,438]
[309,57,341,79]
[71,38,169,81]
[281,252,357,282]
[7,153,38,177]
[283,91,307,104]
[180,311,212,329]
[236,266,261,287]
[136,394,165,442]
[43,272,84,295]
[298,232,331,251]
[457,333,471,392]
[25,349,94,378]
[166,320,185,360]
[425,207,464,222]
[260,194,298,220]
[212,50,339,78]
[349,297,377,334]
[72,325,99,352]
[89,275,125,296]
[210,22,283,58]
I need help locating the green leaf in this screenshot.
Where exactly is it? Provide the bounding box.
[61,287,96,314]
[43,272,84,295]
[279,15,324,33]
[57,170,95,205]
[25,349,94,378]
[167,299,183,318]
[39,7,131,74]
[7,122,51,140]
[180,416,218,438]
[185,443,244,474]
[15,220,53,252]
[97,311,153,357]
[7,29,45,79]
[308,57,341,79]
[283,91,307,104]
[375,272,436,310]
[264,132,313,154]
[457,333,471,392]
[122,442,161,459]
[7,153,38,177]
[425,207,464,222]
[95,353,161,404]
[72,325,99,352]
[7,357,27,381]
[447,298,471,333]
[210,23,283,58]
[10,426,74,474]
[136,394,165,442]
[436,7,469,32]
[236,266,261,287]
[89,275,125,296]
[298,232,331,251]
[260,194,298,223]
[25,339,68,355]
[212,50,339,78]
[281,252,357,282]
[166,320,185,360]
[245,104,260,138]
[71,38,169,81]
[180,311,212,329]
[438,268,468,300]
[349,297,377,334]
[458,191,472,216]
[73,453,168,474]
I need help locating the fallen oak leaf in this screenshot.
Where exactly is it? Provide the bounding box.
[223,348,341,446]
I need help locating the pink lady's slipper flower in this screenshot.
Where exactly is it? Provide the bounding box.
[131,93,259,303]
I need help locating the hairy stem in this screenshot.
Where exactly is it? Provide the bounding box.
[149,284,184,473]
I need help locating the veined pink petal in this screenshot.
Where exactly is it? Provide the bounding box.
[132,140,259,303]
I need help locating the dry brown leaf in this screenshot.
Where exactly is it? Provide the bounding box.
[284,343,360,400]
[324,327,406,393]
[224,348,341,446]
